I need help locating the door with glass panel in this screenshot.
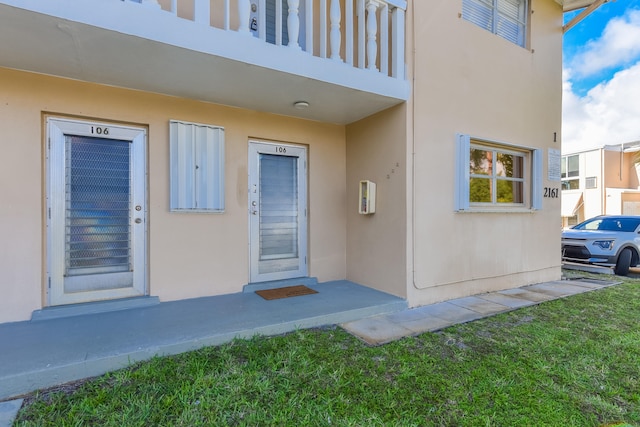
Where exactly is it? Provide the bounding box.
[47,118,147,306]
[248,141,307,283]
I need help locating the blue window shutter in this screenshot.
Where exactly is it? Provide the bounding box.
[531,149,542,210]
[455,134,471,211]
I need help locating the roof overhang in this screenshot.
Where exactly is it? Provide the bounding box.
[561,191,584,218]
[560,0,609,33]
[557,0,598,12]
[603,141,640,153]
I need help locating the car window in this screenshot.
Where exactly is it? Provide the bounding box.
[575,218,640,232]
[615,218,640,232]
[576,219,602,230]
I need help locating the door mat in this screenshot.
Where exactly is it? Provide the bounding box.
[255,285,318,300]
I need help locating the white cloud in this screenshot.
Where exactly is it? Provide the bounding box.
[569,9,640,78]
[562,61,640,153]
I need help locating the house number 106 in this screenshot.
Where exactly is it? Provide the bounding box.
[275,146,287,153]
[91,126,109,135]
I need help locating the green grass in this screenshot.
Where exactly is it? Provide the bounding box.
[14,275,640,426]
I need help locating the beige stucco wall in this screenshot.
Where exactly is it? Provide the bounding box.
[602,150,639,190]
[406,0,563,306]
[602,150,640,215]
[627,154,640,189]
[345,105,408,297]
[0,67,347,323]
[604,150,624,188]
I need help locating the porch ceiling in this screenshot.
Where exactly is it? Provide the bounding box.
[0,2,409,125]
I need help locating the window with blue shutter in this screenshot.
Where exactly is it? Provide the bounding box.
[456,134,541,211]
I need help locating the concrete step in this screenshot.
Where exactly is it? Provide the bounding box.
[30,296,160,321]
[243,277,319,293]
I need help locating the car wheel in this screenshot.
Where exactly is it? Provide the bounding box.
[614,248,633,276]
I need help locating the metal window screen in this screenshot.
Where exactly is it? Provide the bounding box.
[65,136,131,276]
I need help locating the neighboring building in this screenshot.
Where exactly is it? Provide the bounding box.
[562,141,640,228]
[0,0,590,324]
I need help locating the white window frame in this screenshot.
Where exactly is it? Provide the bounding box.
[462,0,528,48]
[455,134,542,212]
[561,154,580,190]
[169,120,225,213]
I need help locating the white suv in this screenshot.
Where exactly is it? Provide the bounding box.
[561,215,640,276]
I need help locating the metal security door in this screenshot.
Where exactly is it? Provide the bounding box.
[47,118,147,306]
[249,141,307,283]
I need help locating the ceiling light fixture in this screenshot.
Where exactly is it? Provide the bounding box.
[293,101,309,109]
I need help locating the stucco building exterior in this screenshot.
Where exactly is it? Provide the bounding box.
[0,0,592,324]
[562,141,640,228]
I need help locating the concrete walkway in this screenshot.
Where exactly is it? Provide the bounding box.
[342,277,619,345]
[0,276,619,426]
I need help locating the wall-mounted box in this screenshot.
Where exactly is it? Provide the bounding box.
[359,180,376,214]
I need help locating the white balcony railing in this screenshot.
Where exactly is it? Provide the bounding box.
[137,0,406,79]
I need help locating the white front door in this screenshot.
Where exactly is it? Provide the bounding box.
[249,141,307,283]
[47,118,147,306]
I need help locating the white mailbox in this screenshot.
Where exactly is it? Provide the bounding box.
[359,180,376,214]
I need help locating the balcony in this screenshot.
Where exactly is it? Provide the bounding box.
[0,0,409,124]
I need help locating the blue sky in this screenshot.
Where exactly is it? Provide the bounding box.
[562,0,640,152]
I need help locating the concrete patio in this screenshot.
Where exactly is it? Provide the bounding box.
[0,275,620,425]
[0,279,407,402]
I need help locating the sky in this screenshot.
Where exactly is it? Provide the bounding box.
[562,0,640,153]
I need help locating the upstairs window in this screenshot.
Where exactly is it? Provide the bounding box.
[561,155,579,190]
[462,0,528,47]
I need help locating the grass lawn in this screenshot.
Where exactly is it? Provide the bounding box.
[14,275,640,426]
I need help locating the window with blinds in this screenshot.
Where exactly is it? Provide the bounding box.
[249,0,308,50]
[462,0,528,47]
[169,120,225,212]
[265,0,290,46]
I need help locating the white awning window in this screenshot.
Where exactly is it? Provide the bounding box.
[561,191,583,217]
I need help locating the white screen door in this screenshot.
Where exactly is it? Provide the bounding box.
[47,118,147,306]
[249,141,307,283]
